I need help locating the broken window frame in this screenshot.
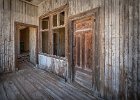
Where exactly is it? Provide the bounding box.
[39,5,68,58]
[40,16,50,54]
[52,10,66,57]
[52,11,65,28]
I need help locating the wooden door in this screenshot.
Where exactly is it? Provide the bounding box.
[73,17,93,89]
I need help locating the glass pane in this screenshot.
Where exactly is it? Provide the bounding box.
[53,28,65,57]
[53,15,57,27]
[60,12,65,25]
[42,31,49,53]
[42,17,49,30]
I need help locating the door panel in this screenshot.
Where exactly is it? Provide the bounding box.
[73,17,93,89]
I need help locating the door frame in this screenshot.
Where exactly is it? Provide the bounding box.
[14,22,38,69]
[68,8,100,86]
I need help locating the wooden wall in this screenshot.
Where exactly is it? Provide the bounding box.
[29,27,37,65]
[39,0,140,99]
[0,0,38,73]
[0,0,139,99]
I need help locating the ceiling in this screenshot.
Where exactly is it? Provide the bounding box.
[22,0,45,5]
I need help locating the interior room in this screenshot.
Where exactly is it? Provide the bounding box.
[0,0,139,100]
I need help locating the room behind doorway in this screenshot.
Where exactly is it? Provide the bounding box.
[15,23,38,70]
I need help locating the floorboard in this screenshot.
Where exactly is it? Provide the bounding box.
[0,62,97,100]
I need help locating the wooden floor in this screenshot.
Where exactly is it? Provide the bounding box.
[0,62,96,100]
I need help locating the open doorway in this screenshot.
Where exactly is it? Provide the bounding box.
[20,27,29,54]
[19,27,30,62]
[15,22,38,70]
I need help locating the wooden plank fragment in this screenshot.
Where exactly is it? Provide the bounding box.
[138,0,140,99]
[104,0,109,99]
[0,82,8,100]
[7,80,25,100]
[115,0,120,99]
[99,0,105,97]
[124,0,129,99]
[119,0,125,99]
[15,75,48,100]
[3,81,17,100]
[128,0,134,99]
[111,0,116,99]
[133,0,139,99]
[12,78,32,100]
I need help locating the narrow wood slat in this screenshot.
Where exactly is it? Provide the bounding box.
[3,81,17,100]
[27,70,79,100]
[115,0,120,99]
[119,0,125,99]
[111,0,116,99]
[18,62,96,99]
[12,78,32,100]
[0,82,8,100]
[124,0,129,99]
[104,0,109,99]
[138,0,140,98]
[128,0,134,99]
[133,0,139,99]
[31,68,95,100]
[6,80,25,100]
[15,74,48,100]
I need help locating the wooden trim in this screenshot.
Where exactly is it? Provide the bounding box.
[40,29,49,32]
[39,4,68,19]
[39,4,68,57]
[75,67,92,75]
[15,22,38,28]
[69,8,99,20]
[19,0,38,7]
[52,26,65,30]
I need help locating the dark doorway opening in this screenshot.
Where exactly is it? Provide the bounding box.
[20,27,29,54]
[15,22,38,70]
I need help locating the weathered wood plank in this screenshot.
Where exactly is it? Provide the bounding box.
[128,0,134,99]
[111,0,116,99]
[99,0,105,97]
[15,74,48,100]
[115,0,120,99]
[28,70,80,100]
[30,67,96,100]
[133,0,139,99]
[0,82,8,100]
[104,0,109,99]
[119,0,125,99]
[7,80,25,100]
[12,78,32,100]
[3,81,17,100]
[138,0,140,99]
[0,62,96,100]
[123,0,129,99]
[108,0,112,99]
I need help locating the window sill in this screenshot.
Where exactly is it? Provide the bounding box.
[39,53,67,61]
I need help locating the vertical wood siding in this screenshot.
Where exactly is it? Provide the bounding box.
[0,0,38,72]
[0,0,139,99]
[39,0,140,99]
